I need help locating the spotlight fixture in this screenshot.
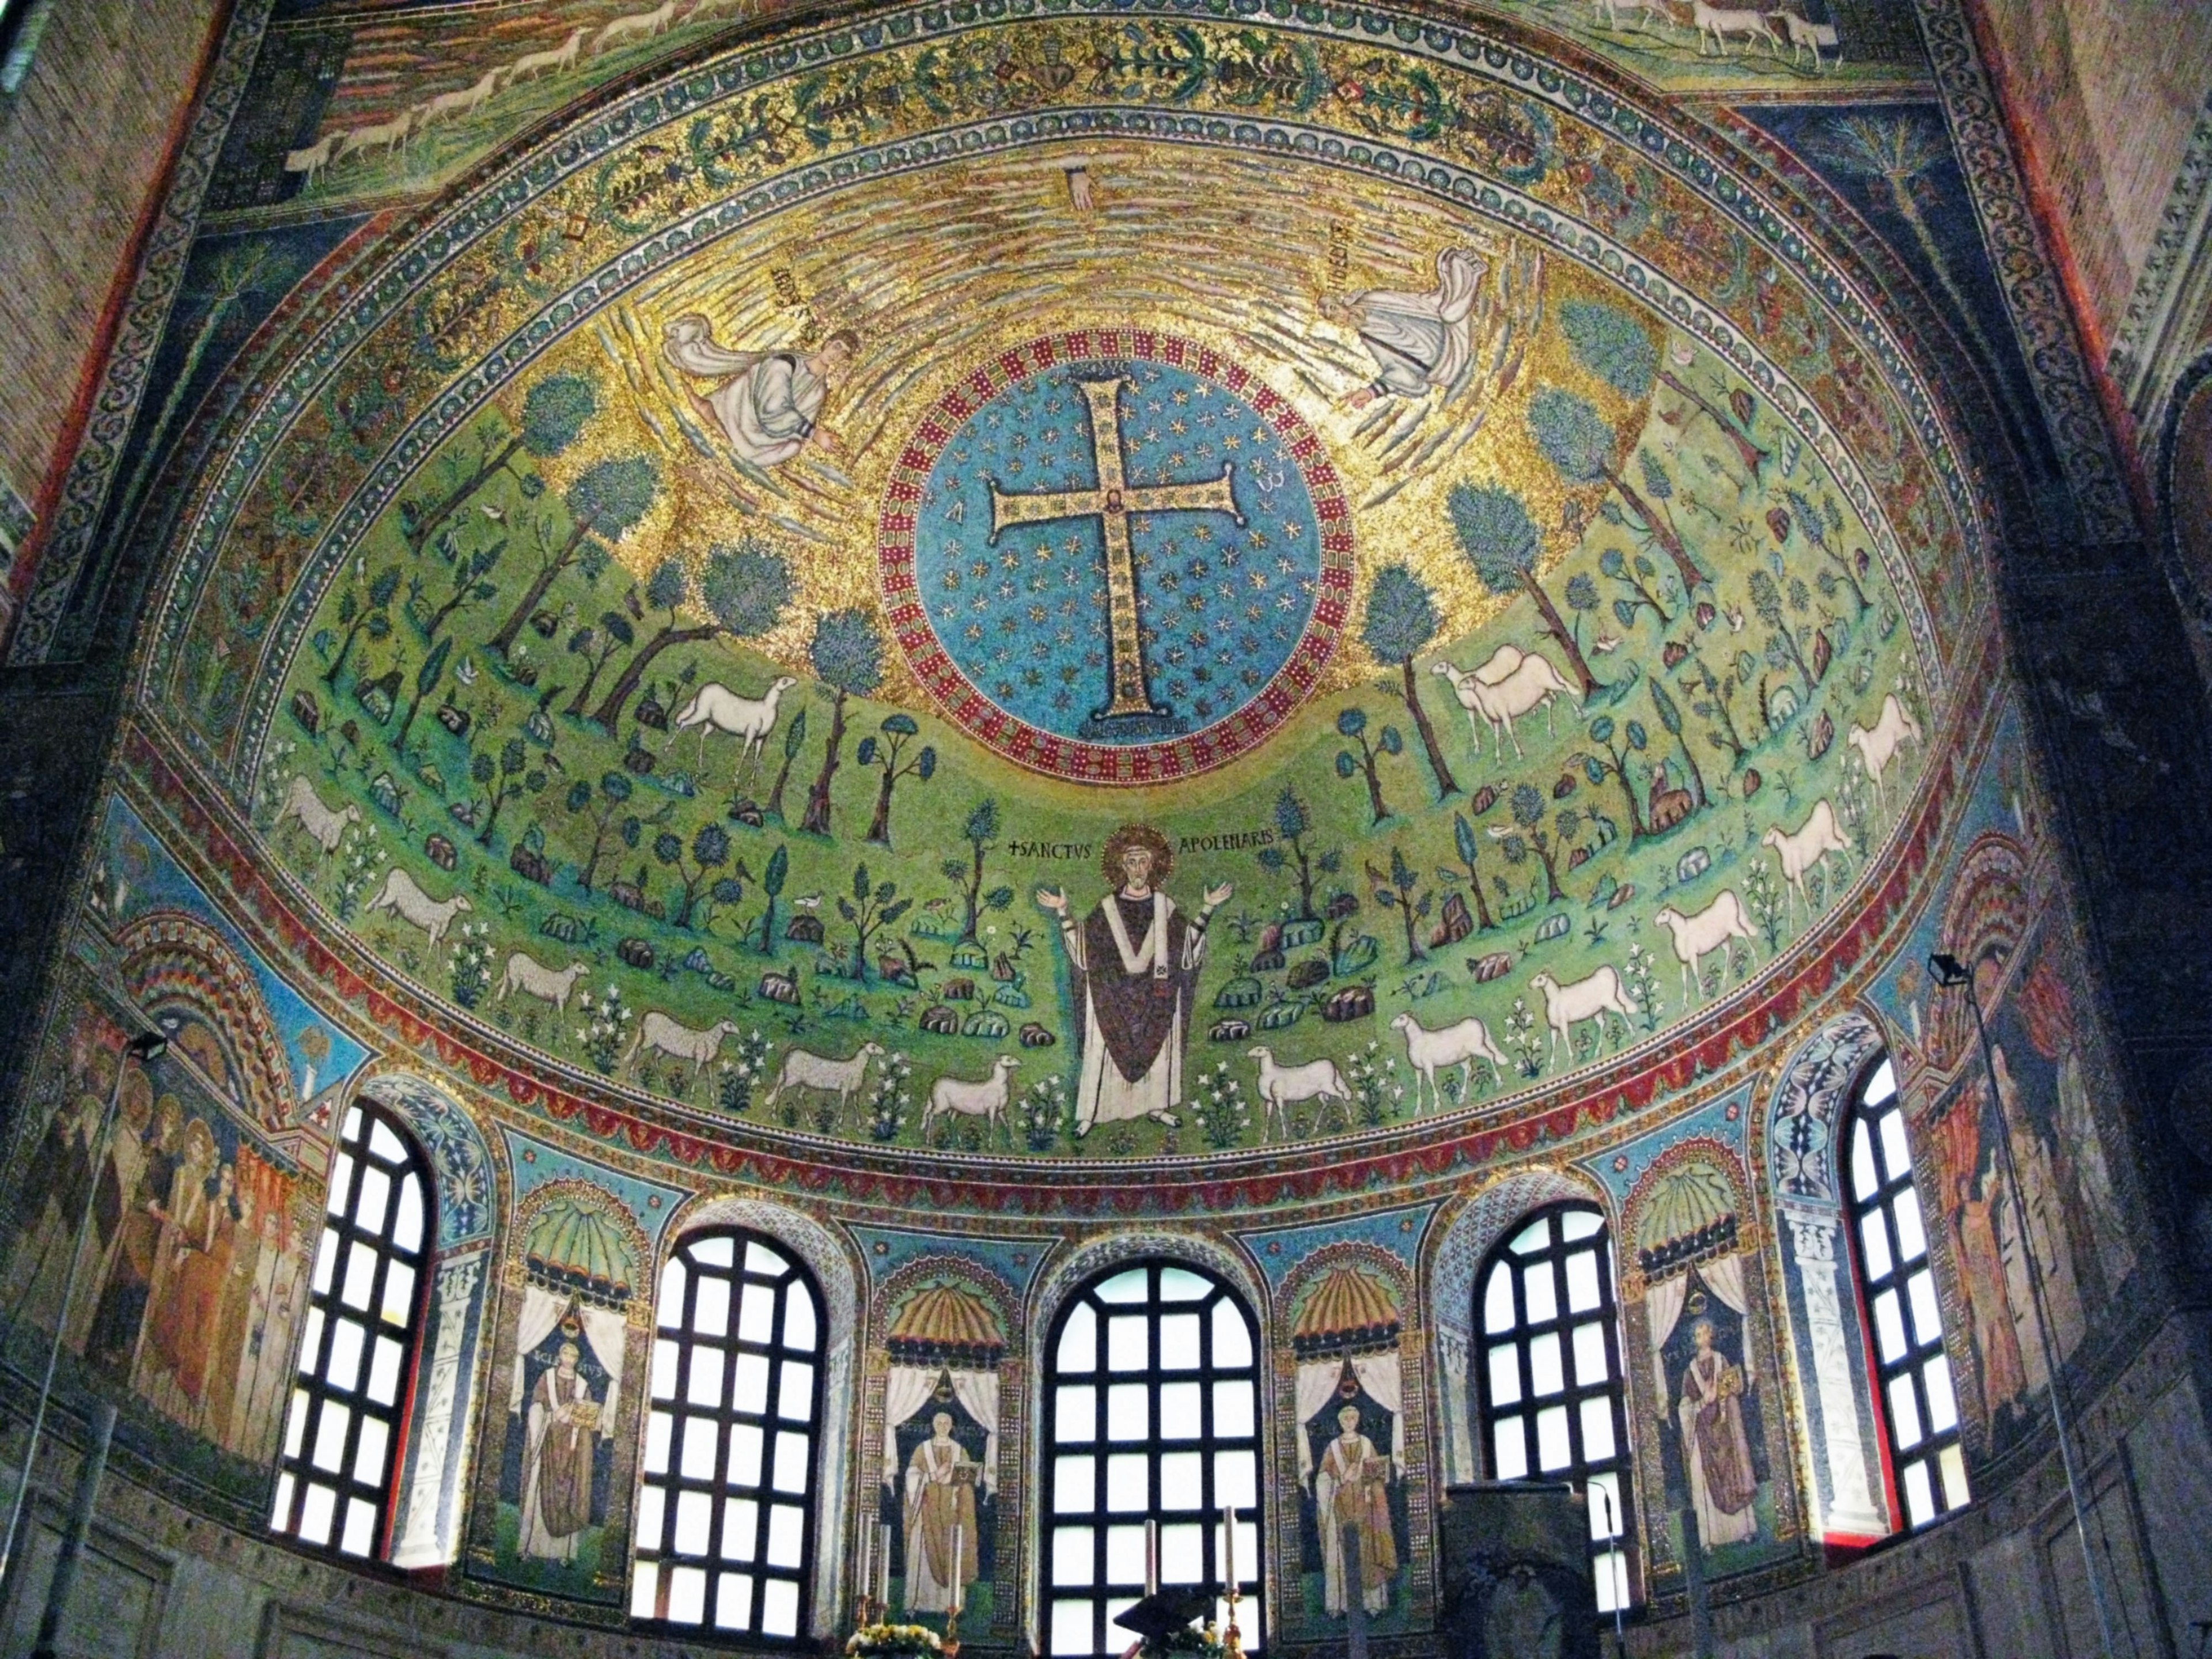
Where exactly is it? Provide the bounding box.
[1926,952,1969,987]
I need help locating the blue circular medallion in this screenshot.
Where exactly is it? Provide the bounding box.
[878,331,1351,782]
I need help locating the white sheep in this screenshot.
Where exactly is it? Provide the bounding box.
[274,774,360,857]
[1847,694,1922,808]
[364,868,473,948]
[334,107,414,165]
[1528,968,1639,1064]
[594,0,678,53]
[1433,645,1580,763]
[624,1012,739,1076]
[415,67,505,129]
[507,28,585,84]
[671,676,799,770]
[498,952,588,1012]
[765,1041,885,1119]
[282,133,338,188]
[1762,800,1851,918]
[1390,1012,1507,1113]
[1246,1046,1350,1140]
[1650,891,1756,1001]
[923,1056,1020,1137]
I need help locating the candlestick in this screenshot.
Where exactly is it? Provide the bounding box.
[859,1522,874,1622]
[1145,1518,1159,1596]
[950,1523,964,1616]
[880,1521,893,1605]
[1220,1504,1235,1591]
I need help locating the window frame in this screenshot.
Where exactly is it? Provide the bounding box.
[1469,1200,1635,1612]
[268,1098,435,1562]
[1842,1054,1968,1532]
[1041,1259,1265,1658]
[630,1226,828,1643]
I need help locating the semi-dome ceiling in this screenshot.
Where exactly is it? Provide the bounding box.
[128,0,1985,1183]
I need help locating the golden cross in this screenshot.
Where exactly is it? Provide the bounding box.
[988,376,1245,724]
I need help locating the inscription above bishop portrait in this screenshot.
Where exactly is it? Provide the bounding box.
[878,331,1354,783]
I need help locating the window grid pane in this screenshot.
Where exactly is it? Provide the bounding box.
[1846,1063,1968,1531]
[1471,1202,1635,1610]
[633,1229,823,1640]
[1045,1263,1264,1657]
[268,1101,432,1561]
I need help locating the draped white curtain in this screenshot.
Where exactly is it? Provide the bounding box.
[1644,1253,1748,1396]
[946,1369,1000,1491]
[882,1366,998,1490]
[1645,1272,1690,1396]
[1294,1361,1345,1480]
[506,1285,624,1432]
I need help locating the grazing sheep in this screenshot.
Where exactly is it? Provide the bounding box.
[498,953,589,1012]
[922,1055,1020,1137]
[1246,1046,1350,1141]
[282,133,338,188]
[1692,0,1782,54]
[765,1041,884,1119]
[594,0,679,53]
[274,774,360,857]
[1390,1012,1508,1113]
[1762,800,1851,918]
[1528,968,1639,1064]
[364,868,473,948]
[623,1013,739,1076]
[334,107,414,164]
[1650,892,1756,1001]
[415,67,506,129]
[507,27,585,84]
[1775,8,1840,67]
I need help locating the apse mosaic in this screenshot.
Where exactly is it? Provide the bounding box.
[128,0,1973,1168]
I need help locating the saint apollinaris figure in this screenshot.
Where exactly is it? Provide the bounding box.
[1037,825,1230,1136]
[1676,1320,1757,1548]
[1319,247,1487,409]
[520,1336,601,1560]
[903,1410,979,1613]
[1315,1403,1397,1616]
[663,315,856,469]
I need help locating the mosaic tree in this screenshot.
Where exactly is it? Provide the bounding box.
[944,797,1012,946]
[321,565,400,688]
[565,771,635,894]
[1366,844,1431,965]
[1448,479,1601,698]
[1441,810,1498,933]
[1647,680,1708,811]
[1575,714,1650,842]
[1525,387,1707,596]
[801,608,885,837]
[500,451,659,660]
[1255,786,1338,923]
[1361,563,1460,800]
[858,714,937,849]
[471,737,529,849]
[1499,782,1575,905]
[838,863,911,983]
[394,636,451,751]
[763,704,808,824]
[562,613,634,719]
[591,539,792,732]
[415,525,505,643]
[1559,298,1765,477]
[1335,706,1402,826]
[658,822,733,929]
[408,371,597,559]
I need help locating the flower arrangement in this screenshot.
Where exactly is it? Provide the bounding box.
[847,1623,945,1657]
[576,985,633,1074]
[1192,1060,1251,1149]
[1343,1039,1402,1126]
[1143,1623,1231,1659]
[448,920,495,1009]
[717,1029,773,1114]
[865,1051,913,1142]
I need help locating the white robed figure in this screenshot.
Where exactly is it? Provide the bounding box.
[1037,824,1229,1136]
[1320,247,1487,408]
[520,1340,600,1560]
[664,315,855,469]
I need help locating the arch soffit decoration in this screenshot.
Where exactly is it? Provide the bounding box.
[1923,830,2033,1077]
[1761,1010,1889,1215]
[115,911,294,1132]
[1029,1229,1272,1347]
[1279,1238,1412,1328]
[661,1192,863,1354]
[352,1067,499,1250]
[1427,1167,1609,1340]
[162,0,1988,794]
[870,1253,1022,1353]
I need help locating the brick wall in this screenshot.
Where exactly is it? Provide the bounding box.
[0,0,223,577]
[1976,0,2212,357]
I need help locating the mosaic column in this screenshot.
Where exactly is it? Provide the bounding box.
[394,1251,483,1567]
[1784,1212,1883,1537]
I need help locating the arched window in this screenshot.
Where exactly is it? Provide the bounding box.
[1845,1056,1968,1528]
[1044,1262,1263,1656]
[1473,1203,1633,1613]
[270,1100,433,1558]
[633,1229,825,1639]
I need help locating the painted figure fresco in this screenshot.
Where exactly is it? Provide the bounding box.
[1315,1402,1398,1615]
[1321,248,1488,408]
[521,1334,603,1561]
[903,1410,982,1613]
[1038,826,1230,1137]
[664,315,857,472]
[1675,1319,1757,1548]
[1,979,316,1488]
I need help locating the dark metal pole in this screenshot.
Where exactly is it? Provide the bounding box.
[0,1030,162,1612]
[28,1399,114,1659]
[1679,1504,1713,1659]
[1932,954,2118,1659]
[1340,1524,1368,1659]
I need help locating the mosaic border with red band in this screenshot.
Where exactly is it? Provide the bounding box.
[876,328,1354,785]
